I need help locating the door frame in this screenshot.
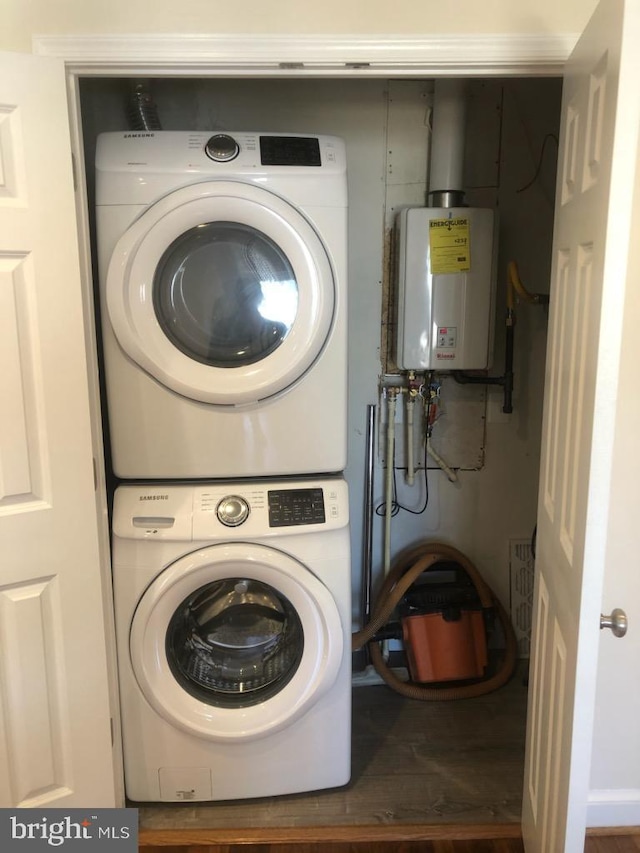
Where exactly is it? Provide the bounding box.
[33,27,579,824]
[33,33,576,76]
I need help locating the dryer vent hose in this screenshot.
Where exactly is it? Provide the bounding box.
[352,542,518,700]
[127,80,162,131]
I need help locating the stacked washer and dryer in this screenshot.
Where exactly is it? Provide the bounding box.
[96,131,351,802]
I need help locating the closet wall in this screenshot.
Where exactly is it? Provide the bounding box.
[2,0,596,52]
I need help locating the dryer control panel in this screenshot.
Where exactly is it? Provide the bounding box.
[204,133,323,167]
[96,131,346,201]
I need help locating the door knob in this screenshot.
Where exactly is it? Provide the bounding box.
[600,608,628,638]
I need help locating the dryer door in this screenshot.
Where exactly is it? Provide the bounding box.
[106,181,335,405]
[130,543,344,742]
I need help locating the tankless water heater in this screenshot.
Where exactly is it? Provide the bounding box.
[395,206,496,371]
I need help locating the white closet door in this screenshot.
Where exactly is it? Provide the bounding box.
[522,0,640,849]
[0,50,116,808]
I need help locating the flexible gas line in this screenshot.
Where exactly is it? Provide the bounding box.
[507,260,547,305]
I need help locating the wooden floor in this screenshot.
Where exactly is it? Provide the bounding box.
[136,664,640,850]
[138,664,528,835]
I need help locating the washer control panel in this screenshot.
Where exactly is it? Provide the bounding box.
[111,479,348,541]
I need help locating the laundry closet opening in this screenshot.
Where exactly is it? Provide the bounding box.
[78,75,561,825]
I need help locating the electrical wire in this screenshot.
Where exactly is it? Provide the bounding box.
[376,441,429,518]
[376,395,432,518]
[375,440,429,517]
[516,132,559,194]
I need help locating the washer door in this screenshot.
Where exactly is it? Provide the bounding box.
[130,543,344,742]
[106,181,335,405]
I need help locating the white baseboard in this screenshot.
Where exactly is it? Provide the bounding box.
[587,789,640,827]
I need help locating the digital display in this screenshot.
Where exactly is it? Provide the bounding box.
[268,488,326,527]
[260,136,321,167]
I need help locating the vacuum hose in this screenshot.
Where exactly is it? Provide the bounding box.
[352,542,518,700]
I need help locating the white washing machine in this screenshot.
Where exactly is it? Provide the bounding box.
[112,477,351,802]
[95,131,348,479]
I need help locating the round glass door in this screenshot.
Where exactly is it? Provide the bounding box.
[154,222,298,368]
[107,181,335,405]
[166,577,303,708]
[129,543,344,742]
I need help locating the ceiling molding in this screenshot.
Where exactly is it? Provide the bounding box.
[33,33,577,77]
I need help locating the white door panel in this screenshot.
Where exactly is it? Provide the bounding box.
[523,0,640,849]
[587,82,640,821]
[0,51,116,807]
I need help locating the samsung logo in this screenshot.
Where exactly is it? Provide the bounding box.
[124,132,155,138]
[139,495,169,501]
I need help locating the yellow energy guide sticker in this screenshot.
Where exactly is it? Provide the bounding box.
[429,217,470,274]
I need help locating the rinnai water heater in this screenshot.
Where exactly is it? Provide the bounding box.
[395,206,496,370]
[395,79,497,372]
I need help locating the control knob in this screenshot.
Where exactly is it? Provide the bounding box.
[205,133,240,162]
[216,495,250,527]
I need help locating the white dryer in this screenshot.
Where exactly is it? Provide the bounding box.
[112,477,351,802]
[95,131,347,479]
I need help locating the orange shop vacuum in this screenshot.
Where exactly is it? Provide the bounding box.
[400,559,488,683]
[352,542,517,700]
